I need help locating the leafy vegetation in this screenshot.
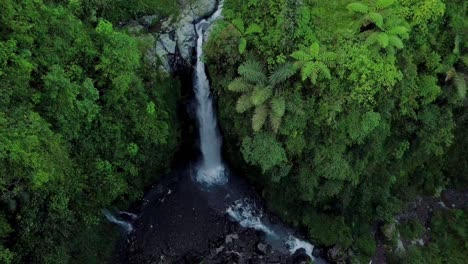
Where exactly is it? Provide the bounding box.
[206,0,467,262]
[0,0,180,263]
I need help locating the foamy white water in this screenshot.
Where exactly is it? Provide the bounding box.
[193,1,227,185]
[226,199,315,259]
[103,209,133,232]
[226,199,278,237]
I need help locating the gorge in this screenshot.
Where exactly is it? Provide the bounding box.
[109,1,322,263]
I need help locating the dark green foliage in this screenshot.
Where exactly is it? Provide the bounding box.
[207,0,467,262]
[0,0,180,263]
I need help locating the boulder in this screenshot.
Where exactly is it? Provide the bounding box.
[256,242,268,255]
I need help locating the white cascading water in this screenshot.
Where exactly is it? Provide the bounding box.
[103,209,134,232]
[192,1,317,260]
[193,2,227,185]
[226,199,316,260]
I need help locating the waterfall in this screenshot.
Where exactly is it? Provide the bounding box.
[193,2,227,186]
[191,1,319,260]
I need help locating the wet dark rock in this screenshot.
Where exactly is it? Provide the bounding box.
[291,248,311,264]
[256,242,268,255]
[312,246,323,258]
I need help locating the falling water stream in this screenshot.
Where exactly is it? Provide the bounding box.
[106,1,321,261]
[192,1,317,260]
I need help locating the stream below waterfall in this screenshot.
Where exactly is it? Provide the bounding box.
[107,2,325,263]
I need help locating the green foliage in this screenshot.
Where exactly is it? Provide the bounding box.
[241,133,287,172]
[228,60,294,132]
[230,18,262,54]
[207,0,467,261]
[0,0,180,262]
[290,42,335,84]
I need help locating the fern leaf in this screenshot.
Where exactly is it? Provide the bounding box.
[377,32,389,48]
[310,42,320,58]
[388,35,404,49]
[232,18,245,33]
[301,62,316,81]
[269,112,282,133]
[245,23,262,35]
[238,60,267,84]
[321,52,337,66]
[368,12,384,28]
[252,105,268,131]
[228,77,252,92]
[310,71,318,84]
[269,63,296,85]
[270,96,286,118]
[317,62,331,80]
[376,0,395,9]
[236,94,254,113]
[250,87,272,106]
[365,32,380,46]
[388,26,409,37]
[346,2,369,13]
[239,37,247,54]
[291,50,312,62]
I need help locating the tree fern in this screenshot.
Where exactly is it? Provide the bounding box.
[347,2,369,13]
[250,87,272,106]
[291,50,312,62]
[238,60,267,84]
[388,26,409,38]
[301,63,317,82]
[269,63,296,86]
[377,32,389,48]
[270,97,286,118]
[269,112,282,133]
[368,12,384,28]
[310,42,320,57]
[291,42,335,84]
[252,105,268,131]
[388,35,403,49]
[228,77,252,93]
[375,0,395,10]
[236,94,254,113]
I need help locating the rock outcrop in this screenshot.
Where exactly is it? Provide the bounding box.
[155,0,218,72]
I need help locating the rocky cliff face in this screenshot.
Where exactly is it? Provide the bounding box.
[140,0,218,72]
[122,0,218,72]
